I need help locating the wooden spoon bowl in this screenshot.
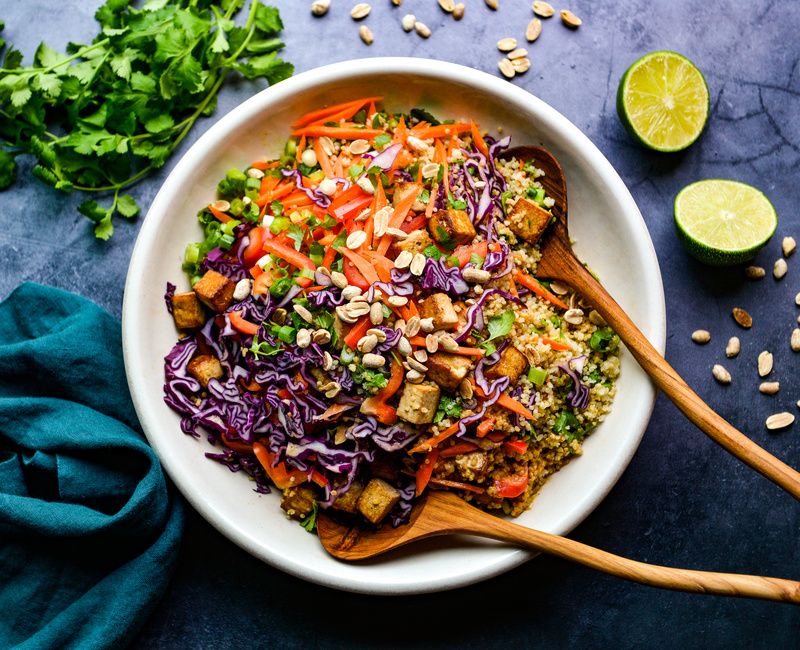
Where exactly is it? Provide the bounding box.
[318,491,800,603]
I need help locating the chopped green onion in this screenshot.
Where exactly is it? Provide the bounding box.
[527,367,547,386]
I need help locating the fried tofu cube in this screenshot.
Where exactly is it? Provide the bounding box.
[356,478,401,525]
[486,345,528,384]
[420,293,459,330]
[332,482,364,514]
[187,354,224,388]
[428,209,476,247]
[397,382,441,425]
[455,451,490,480]
[193,270,235,313]
[281,485,316,520]
[395,228,433,256]
[426,352,473,391]
[506,197,552,246]
[171,291,206,330]
[393,181,427,212]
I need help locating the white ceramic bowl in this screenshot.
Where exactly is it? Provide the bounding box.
[123,58,666,595]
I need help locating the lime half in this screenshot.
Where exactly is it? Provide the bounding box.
[617,51,709,152]
[674,180,777,266]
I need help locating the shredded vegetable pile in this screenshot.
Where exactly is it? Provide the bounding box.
[163,97,620,532]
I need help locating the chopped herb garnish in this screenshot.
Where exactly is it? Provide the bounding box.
[589,328,619,354]
[434,394,463,424]
[373,133,392,148]
[410,107,441,126]
[553,410,582,441]
[299,501,319,533]
[423,244,443,260]
[348,164,365,179]
[487,310,516,342]
[247,335,281,359]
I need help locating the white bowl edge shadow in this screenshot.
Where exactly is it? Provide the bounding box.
[122,58,667,595]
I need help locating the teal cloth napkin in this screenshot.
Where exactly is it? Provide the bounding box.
[0,283,183,649]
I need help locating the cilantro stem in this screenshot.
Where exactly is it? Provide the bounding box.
[0,39,109,74]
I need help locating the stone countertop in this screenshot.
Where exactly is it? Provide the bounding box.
[1,0,798,646]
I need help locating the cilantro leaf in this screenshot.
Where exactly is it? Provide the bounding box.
[299,501,319,533]
[486,310,515,342]
[0,151,17,189]
[116,193,139,218]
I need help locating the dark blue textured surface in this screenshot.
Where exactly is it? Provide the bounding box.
[2,1,799,646]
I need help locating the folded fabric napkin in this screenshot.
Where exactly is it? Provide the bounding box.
[0,283,183,649]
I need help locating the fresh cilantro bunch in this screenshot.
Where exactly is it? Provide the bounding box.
[0,0,293,239]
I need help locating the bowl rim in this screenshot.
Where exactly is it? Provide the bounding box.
[122,56,666,595]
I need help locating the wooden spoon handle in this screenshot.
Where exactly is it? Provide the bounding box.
[455,506,800,603]
[559,251,800,500]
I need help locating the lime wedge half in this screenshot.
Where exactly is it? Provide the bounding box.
[617,51,709,152]
[674,180,777,266]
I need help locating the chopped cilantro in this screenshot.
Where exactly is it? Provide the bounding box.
[373,133,392,148]
[410,107,440,126]
[353,366,389,393]
[348,164,365,179]
[423,244,443,260]
[287,224,305,251]
[589,328,618,354]
[553,410,583,441]
[434,394,463,424]
[447,193,468,210]
[487,310,516,342]
[300,501,319,533]
[247,335,281,359]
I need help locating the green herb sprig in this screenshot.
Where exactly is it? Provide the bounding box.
[0,0,292,239]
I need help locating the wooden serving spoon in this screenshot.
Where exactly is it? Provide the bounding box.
[317,491,800,603]
[502,146,800,500]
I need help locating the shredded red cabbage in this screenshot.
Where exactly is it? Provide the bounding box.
[559,355,590,410]
[164,282,176,315]
[420,257,469,295]
[281,168,333,207]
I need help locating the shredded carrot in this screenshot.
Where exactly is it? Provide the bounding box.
[343,316,371,350]
[259,174,280,196]
[295,135,306,162]
[415,449,440,496]
[476,419,496,438]
[291,97,383,128]
[291,126,385,139]
[540,337,573,352]
[439,442,479,458]
[470,121,489,157]
[410,123,471,140]
[393,116,408,144]
[377,183,423,255]
[338,247,381,285]
[409,421,461,454]
[313,138,334,178]
[208,204,231,223]
[513,269,569,310]
[318,232,337,246]
[321,245,337,270]
[471,379,536,420]
[428,477,485,494]
[425,183,438,219]
[249,160,281,170]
